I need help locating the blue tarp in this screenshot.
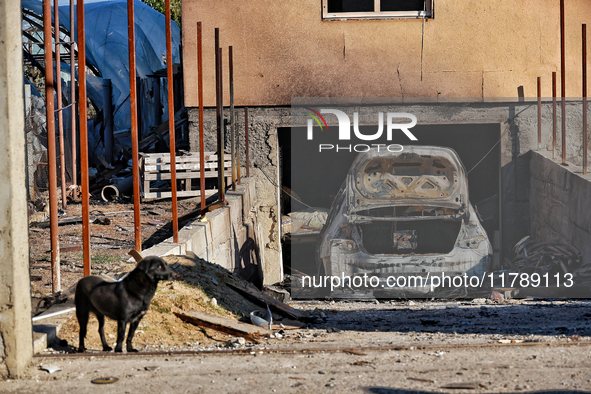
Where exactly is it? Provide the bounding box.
[22,0,181,132]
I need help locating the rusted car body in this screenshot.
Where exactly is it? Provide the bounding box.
[317,146,492,296]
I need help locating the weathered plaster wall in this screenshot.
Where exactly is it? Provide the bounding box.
[530,151,591,265]
[0,0,33,377]
[182,0,591,106]
[188,107,289,285]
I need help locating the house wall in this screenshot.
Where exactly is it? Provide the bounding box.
[182,0,591,107]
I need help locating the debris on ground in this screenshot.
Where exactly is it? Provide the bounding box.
[57,253,304,352]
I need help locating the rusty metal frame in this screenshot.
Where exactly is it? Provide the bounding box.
[583,24,588,175]
[128,0,142,251]
[70,0,76,186]
[560,0,566,165]
[44,0,61,291]
[54,0,67,209]
[245,107,250,178]
[553,71,557,159]
[537,76,541,150]
[165,0,179,242]
[197,22,206,213]
[77,0,91,276]
[229,46,236,191]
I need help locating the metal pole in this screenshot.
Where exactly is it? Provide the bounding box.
[553,71,557,159]
[77,0,90,277]
[560,0,567,164]
[583,24,588,175]
[128,0,142,251]
[54,0,67,209]
[219,46,224,202]
[245,107,250,178]
[70,0,76,186]
[197,22,205,212]
[537,77,542,150]
[44,0,61,292]
[229,46,236,191]
[165,0,178,243]
[215,29,225,202]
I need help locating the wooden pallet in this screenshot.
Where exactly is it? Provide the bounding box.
[141,151,232,200]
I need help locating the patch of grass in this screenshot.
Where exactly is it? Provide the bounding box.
[91,253,120,265]
[150,300,170,314]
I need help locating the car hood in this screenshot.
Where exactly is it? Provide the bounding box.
[346,146,469,214]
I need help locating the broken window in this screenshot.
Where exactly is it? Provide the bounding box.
[323,0,432,20]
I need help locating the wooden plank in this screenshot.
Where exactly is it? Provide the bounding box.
[144,161,231,172]
[226,283,308,320]
[142,189,219,199]
[173,309,271,343]
[143,152,230,164]
[145,171,231,181]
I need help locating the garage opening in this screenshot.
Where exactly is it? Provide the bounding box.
[278,123,502,278]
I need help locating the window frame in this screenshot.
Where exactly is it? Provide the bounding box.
[322,0,433,21]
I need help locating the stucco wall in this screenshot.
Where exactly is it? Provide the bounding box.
[182,0,591,106]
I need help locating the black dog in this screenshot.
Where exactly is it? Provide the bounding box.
[75,256,173,353]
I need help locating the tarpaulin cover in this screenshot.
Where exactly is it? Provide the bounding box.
[22,0,181,133]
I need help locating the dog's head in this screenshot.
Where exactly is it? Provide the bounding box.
[137,256,174,282]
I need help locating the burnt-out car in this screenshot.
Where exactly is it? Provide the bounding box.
[316,146,492,297]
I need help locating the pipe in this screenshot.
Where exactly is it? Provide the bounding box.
[537,77,541,150]
[128,0,142,251]
[32,307,76,322]
[215,29,225,202]
[70,0,76,186]
[553,71,557,159]
[102,79,113,164]
[101,176,133,202]
[229,46,236,191]
[77,0,91,276]
[560,0,566,165]
[245,107,250,177]
[584,24,588,175]
[44,0,61,292]
[165,0,178,243]
[197,22,205,213]
[54,0,67,209]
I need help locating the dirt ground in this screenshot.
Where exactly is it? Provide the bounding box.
[14,299,591,393]
[28,198,203,304]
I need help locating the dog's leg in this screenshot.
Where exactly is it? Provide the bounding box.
[96,313,113,352]
[126,320,141,352]
[76,307,89,353]
[115,320,127,352]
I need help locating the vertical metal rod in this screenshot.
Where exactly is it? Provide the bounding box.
[197,22,205,212]
[77,0,90,276]
[583,24,588,175]
[229,46,236,191]
[245,107,250,178]
[219,47,225,202]
[44,0,61,291]
[54,0,67,209]
[215,29,225,203]
[560,0,567,164]
[236,116,241,186]
[128,0,142,251]
[553,71,557,159]
[69,0,76,186]
[165,0,178,242]
[537,76,542,150]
